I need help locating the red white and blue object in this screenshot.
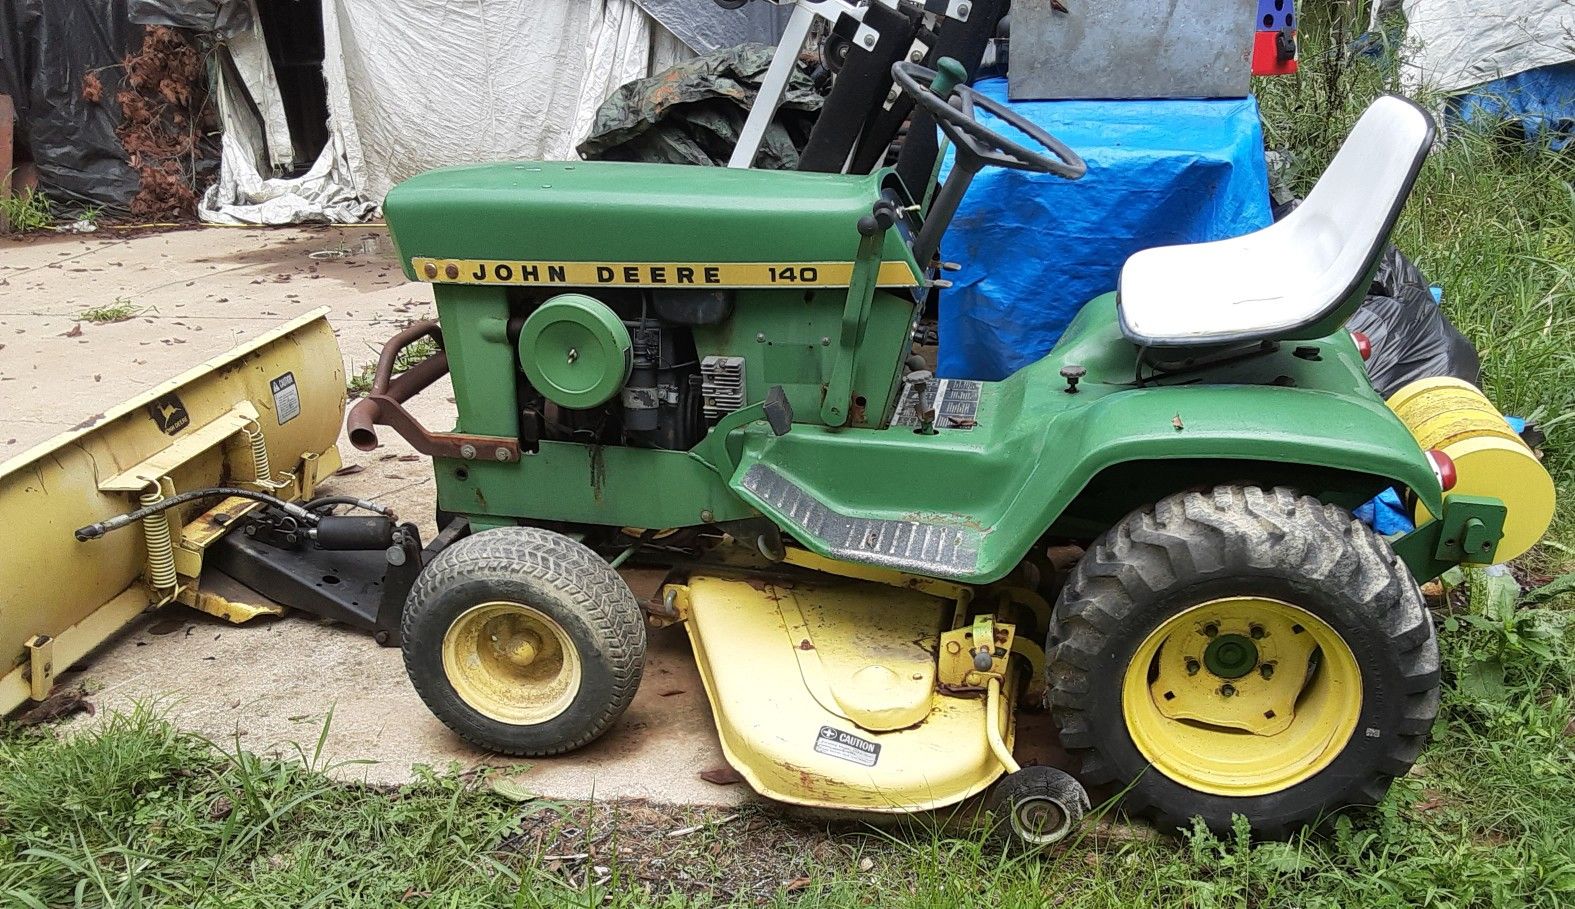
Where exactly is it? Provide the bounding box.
[1255,0,1298,76]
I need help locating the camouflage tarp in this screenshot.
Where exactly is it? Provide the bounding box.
[578,43,822,169]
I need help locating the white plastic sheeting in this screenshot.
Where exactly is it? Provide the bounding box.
[1400,0,1575,94]
[202,0,692,224]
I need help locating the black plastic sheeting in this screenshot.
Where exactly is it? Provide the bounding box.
[1349,245,1482,398]
[578,44,823,169]
[0,0,142,209]
[128,0,250,38]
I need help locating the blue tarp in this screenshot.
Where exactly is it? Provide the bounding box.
[936,80,1273,379]
[1449,61,1575,151]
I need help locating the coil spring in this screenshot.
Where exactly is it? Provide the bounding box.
[247,425,275,486]
[140,486,177,589]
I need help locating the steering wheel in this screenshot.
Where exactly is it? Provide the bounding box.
[891,58,1087,180]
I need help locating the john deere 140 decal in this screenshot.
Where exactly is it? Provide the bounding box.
[412,257,922,289]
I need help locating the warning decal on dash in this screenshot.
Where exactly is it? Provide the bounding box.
[814,726,881,767]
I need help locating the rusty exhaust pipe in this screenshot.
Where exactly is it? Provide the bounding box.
[347,320,443,451]
[345,320,522,463]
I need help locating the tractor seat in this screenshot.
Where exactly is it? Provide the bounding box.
[1117,95,1435,348]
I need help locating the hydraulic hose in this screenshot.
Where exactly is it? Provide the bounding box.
[74,487,321,542]
[303,495,396,518]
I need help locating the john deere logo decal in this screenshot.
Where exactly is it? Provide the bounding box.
[148,393,190,435]
[410,256,922,289]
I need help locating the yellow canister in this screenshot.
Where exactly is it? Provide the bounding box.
[1387,377,1554,563]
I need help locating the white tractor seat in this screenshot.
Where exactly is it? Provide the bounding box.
[1118,95,1435,348]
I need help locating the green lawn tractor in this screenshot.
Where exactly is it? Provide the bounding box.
[349,61,1553,843]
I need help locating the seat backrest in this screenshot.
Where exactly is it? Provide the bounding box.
[1280,94,1436,329]
[1116,95,1435,348]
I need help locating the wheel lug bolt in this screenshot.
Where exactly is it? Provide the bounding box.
[1185,659,1200,675]
[1220,684,1236,697]
[1260,663,1275,679]
[1250,624,1265,639]
[1203,623,1219,638]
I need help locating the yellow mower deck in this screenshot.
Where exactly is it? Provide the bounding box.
[666,570,1019,813]
[1,310,345,714]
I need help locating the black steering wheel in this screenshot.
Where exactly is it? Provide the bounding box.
[891,58,1087,180]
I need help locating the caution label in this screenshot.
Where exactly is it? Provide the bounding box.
[271,372,301,425]
[814,726,881,767]
[412,257,921,289]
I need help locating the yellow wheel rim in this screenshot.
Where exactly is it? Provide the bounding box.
[441,601,581,725]
[1121,597,1362,796]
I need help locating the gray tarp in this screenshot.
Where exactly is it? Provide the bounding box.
[632,0,791,54]
[127,0,251,38]
[202,0,698,224]
[1400,0,1575,93]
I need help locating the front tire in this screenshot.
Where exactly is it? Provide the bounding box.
[1046,485,1440,835]
[402,526,646,755]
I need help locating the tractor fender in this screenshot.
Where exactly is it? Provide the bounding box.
[1011,383,1445,549]
[730,382,1443,586]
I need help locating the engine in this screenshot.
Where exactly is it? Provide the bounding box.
[513,287,735,454]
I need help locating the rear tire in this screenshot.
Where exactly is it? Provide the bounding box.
[1046,485,1439,835]
[402,526,646,755]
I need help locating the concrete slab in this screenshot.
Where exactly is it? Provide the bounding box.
[1,225,748,807]
[0,226,425,454]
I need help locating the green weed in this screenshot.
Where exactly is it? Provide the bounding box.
[0,184,53,233]
[1256,11,1575,563]
[77,298,142,324]
[347,337,439,396]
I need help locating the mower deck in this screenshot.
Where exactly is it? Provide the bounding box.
[675,573,1014,813]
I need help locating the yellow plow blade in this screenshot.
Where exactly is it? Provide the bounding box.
[1,309,345,714]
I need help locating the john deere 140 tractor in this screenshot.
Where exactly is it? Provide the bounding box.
[350,61,1554,842]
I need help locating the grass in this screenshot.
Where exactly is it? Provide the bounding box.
[77,298,142,324]
[1,184,53,233]
[347,337,440,396]
[4,625,1574,909]
[6,13,1575,908]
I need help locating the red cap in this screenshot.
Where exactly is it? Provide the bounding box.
[1426,449,1457,492]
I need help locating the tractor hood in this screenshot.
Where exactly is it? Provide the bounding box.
[383,161,922,286]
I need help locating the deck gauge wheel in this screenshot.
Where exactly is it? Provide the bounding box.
[989,765,1090,848]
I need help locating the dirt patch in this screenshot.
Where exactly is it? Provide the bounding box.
[496,800,875,903]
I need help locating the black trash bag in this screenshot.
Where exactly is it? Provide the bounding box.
[578,43,822,169]
[1346,245,1481,398]
[0,0,143,209]
[128,0,251,37]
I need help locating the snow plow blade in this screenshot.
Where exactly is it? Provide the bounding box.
[1,309,346,714]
